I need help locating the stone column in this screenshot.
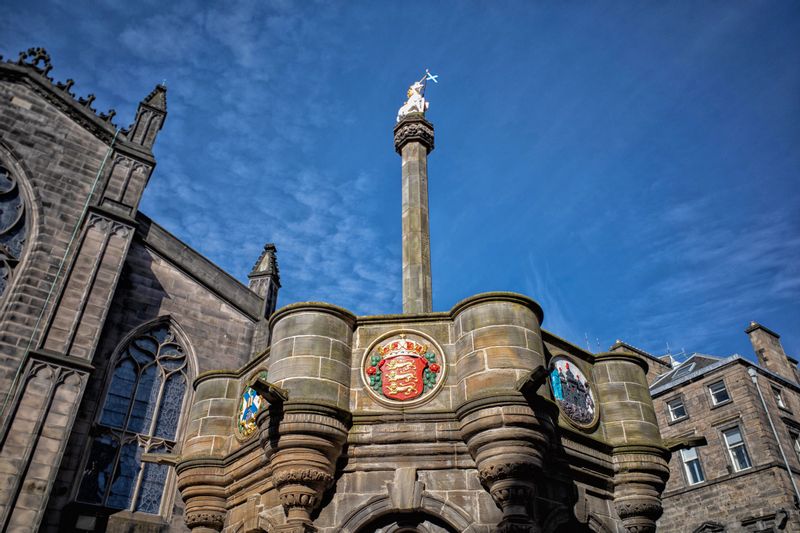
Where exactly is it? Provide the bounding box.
[593,352,669,533]
[452,293,552,532]
[260,303,355,532]
[394,113,434,314]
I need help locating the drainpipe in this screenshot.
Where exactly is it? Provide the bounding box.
[748,366,800,506]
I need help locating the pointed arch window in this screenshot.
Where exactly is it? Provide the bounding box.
[77,323,189,514]
[0,162,27,298]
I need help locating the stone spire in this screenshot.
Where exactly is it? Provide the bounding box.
[248,243,281,319]
[394,109,434,314]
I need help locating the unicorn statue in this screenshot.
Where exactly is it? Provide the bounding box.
[397,70,437,122]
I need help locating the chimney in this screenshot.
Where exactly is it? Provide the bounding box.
[746,322,798,384]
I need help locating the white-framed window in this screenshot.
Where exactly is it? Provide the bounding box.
[667,398,688,421]
[708,381,731,405]
[680,447,705,485]
[772,387,787,410]
[723,427,752,472]
[76,323,190,515]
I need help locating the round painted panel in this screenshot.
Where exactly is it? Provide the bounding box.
[362,333,446,408]
[549,356,597,428]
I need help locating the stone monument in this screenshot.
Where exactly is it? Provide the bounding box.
[169,73,675,533]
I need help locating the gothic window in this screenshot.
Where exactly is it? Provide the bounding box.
[0,163,27,299]
[77,323,188,515]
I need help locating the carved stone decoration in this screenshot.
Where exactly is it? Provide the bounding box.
[361,332,446,407]
[176,459,227,532]
[456,395,556,533]
[185,511,226,531]
[0,163,27,299]
[16,47,52,75]
[394,115,435,154]
[259,402,350,530]
[611,446,670,533]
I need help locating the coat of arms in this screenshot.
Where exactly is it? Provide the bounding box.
[365,337,442,402]
[237,370,268,439]
[549,357,596,427]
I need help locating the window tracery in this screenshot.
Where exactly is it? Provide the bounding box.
[77,323,188,515]
[0,163,27,298]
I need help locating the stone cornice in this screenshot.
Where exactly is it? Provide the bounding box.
[449,291,544,324]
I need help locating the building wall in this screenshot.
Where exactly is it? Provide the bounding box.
[655,362,800,532]
[42,236,260,532]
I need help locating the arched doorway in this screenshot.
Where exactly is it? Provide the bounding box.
[354,512,458,533]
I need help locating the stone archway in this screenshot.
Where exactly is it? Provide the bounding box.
[338,493,478,533]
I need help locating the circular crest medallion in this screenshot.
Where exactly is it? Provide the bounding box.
[362,331,446,408]
[548,356,597,429]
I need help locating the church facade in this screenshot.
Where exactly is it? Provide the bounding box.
[0,49,674,533]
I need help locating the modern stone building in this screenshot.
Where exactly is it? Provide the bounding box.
[627,323,800,532]
[0,49,677,533]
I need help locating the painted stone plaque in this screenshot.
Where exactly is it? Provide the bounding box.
[363,334,444,407]
[549,356,596,427]
[237,370,268,439]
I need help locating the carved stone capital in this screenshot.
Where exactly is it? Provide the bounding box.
[185,510,225,531]
[479,461,538,487]
[394,115,435,154]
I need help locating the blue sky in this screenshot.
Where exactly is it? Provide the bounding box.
[2,1,798,361]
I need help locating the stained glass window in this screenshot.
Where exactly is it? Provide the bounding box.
[0,163,27,299]
[77,324,188,514]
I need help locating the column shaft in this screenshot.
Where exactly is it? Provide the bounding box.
[401,141,432,313]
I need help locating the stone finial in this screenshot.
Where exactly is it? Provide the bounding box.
[249,243,281,319]
[16,47,52,76]
[126,84,168,149]
[143,83,168,111]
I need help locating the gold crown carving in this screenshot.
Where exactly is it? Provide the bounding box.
[378,339,428,358]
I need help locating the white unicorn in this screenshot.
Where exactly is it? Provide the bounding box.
[396,77,429,122]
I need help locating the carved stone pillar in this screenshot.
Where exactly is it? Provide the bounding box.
[452,293,551,532]
[260,303,355,531]
[612,446,669,533]
[394,113,435,314]
[458,395,553,533]
[594,352,670,533]
[260,403,349,530]
[176,459,227,532]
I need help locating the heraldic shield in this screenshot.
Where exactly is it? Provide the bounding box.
[379,353,427,400]
[364,336,443,405]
